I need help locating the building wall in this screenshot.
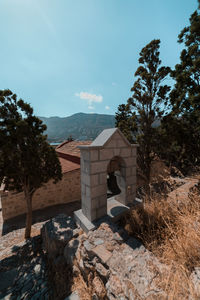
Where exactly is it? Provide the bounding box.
[1,169,81,221]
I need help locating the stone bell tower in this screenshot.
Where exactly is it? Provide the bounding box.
[74,128,138,232]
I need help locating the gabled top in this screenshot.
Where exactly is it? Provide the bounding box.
[91,128,131,147]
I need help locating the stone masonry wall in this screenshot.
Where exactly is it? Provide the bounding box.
[1,169,81,221]
[80,130,137,222]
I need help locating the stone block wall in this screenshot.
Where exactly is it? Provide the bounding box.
[79,130,137,222]
[1,169,81,221]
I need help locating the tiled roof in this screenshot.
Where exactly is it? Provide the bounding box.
[56,140,92,174]
[58,157,80,174]
[56,140,92,157]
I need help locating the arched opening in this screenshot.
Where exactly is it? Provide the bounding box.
[107,156,126,199]
[106,156,129,218]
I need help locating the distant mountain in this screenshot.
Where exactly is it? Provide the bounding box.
[39,113,115,142]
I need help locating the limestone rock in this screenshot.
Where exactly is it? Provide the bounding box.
[106,274,126,300]
[95,262,109,280]
[190,267,200,297]
[78,221,168,299]
[91,244,112,265]
[41,214,79,258]
[106,237,168,299]
[34,264,41,275]
[92,276,107,298]
[64,238,80,265]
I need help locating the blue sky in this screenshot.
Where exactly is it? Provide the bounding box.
[0,0,197,117]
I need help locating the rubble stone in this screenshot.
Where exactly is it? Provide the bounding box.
[64,238,80,265]
[41,214,79,258]
[77,221,168,299]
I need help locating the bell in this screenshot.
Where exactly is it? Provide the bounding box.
[107,172,121,195]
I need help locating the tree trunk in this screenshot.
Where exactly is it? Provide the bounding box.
[24,189,33,239]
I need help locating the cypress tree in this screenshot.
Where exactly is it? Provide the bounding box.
[116,40,170,186]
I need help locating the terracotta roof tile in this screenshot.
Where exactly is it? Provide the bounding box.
[56,140,92,157]
[56,140,92,174]
[58,157,80,174]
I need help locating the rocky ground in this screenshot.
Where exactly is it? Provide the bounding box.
[0,235,50,300]
[0,175,200,299]
[0,202,80,300]
[41,212,200,300]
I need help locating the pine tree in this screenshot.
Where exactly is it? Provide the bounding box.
[0,90,62,238]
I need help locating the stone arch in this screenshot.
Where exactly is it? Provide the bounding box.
[74,128,138,230]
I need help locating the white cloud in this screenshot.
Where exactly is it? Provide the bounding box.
[105,105,110,110]
[75,92,103,107]
[88,105,95,110]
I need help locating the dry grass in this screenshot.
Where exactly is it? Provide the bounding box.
[123,183,200,299]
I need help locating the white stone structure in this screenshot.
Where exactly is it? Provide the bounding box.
[74,128,138,230]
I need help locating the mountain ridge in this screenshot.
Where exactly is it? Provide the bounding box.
[39,112,115,142]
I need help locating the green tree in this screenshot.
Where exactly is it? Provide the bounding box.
[160,2,200,171]
[0,90,62,238]
[171,3,200,115]
[116,39,171,185]
[115,104,137,143]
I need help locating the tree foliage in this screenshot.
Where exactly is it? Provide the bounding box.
[116,40,170,184]
[171,7,200,114]
[0,90,62,238]
[160,3,200,171]
[115,104,137,143]
[116,2,200,184]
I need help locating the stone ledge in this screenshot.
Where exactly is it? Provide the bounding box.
[74,197,133,233]
[107,197,130,221]
[74,209,96,233]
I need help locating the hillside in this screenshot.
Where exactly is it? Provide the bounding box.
[39,113,115,142]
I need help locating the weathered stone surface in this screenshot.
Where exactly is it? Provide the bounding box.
[93,238,104,246]
[76,221,168,299]
[83,240,94,252]
[95,262,109,279]
[34,264,41,275]
[41,214,79,258]
[190,267,200,297]
[0,268,18,291]
[106,274,125,300]
[92,245,112,265]
[92,276,107,298]
[105,236,168,299]
[1,169,81,221]
[64,238,80,265]
[0,235,51,300]
[75,128,137,228]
